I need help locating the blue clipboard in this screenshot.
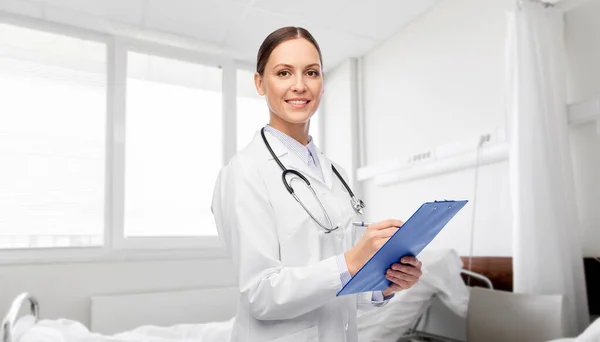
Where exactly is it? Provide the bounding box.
[337,200,468,296]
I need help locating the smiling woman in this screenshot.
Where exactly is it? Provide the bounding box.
[254,27,324,145]
[236,67,322,152]
[211,26,423,342]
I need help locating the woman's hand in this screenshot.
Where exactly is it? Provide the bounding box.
[381,256,423,297]
[344,219,403,276]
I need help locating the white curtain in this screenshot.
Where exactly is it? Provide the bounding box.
[507,1,589,336]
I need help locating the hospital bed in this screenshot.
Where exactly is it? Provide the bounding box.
[393,274,600,342]
[395,269,493,342]
[1,293,38,342]
[7,249,591,342]
[0,249,468,342]
[4,289,469,342]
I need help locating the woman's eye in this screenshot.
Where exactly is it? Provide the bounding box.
[307,70,320,77]
[278,70,290,77]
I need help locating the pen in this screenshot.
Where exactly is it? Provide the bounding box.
[352,221,373,227]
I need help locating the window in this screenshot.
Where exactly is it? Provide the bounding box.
[123,52,222,238]
[0,23,106,249]
[236,69,321,152]
[0,20,282,258]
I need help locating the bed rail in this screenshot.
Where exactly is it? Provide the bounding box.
[1,293,39,342]
[398,269,494,342]
[461,269,494,290]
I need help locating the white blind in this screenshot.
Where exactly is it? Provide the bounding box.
[0,24,106,249]
[123,52,222,238]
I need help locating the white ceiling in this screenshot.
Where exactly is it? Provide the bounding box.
[3,0,441,70]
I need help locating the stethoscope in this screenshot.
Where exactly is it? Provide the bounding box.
[261,127,366,233]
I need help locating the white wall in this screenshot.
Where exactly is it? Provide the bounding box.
[0,258,237,328]
[354,0,600,257]
[360,0,514,256]
[565,0,600,257]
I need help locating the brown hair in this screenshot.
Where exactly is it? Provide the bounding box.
[256,26,323,76]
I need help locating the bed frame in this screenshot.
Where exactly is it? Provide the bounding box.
[460,257,512,291]
[396,269,493,342]
[1,293,39,342]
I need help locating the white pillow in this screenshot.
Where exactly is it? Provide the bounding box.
[11,315,37,342]
[357,277,437,342]
[420,249,470,318]
[357,249,468,342]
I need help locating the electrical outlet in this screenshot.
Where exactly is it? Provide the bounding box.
[405,128,506,166]
[479,133,491,146]
[479,128,506,147]
[407,149,435,164]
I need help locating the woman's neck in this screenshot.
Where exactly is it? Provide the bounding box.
[269,114,310,146]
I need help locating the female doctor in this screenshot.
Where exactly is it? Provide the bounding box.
[211,26,423,342]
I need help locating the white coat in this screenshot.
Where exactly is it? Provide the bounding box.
[211,130,384,342]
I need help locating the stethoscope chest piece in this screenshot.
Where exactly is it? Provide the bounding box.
[351,197,366,215]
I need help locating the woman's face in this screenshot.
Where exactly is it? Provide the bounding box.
[255,38,323,127]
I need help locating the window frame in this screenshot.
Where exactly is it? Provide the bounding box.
[110,38,228,251]
[0,13,235,263]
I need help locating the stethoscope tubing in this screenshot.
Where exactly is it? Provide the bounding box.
[261,127,363,233]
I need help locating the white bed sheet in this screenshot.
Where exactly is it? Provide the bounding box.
[14,315,234,342]
[547,318,600,342]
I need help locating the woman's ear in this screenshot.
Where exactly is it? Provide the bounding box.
[321,70,325,96]
[254,72,265,96]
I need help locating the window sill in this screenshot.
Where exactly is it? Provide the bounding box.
[0,246,228,265]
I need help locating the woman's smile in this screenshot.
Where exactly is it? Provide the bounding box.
[285,98,311,108]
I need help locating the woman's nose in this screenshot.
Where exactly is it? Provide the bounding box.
[290,76,306,92]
